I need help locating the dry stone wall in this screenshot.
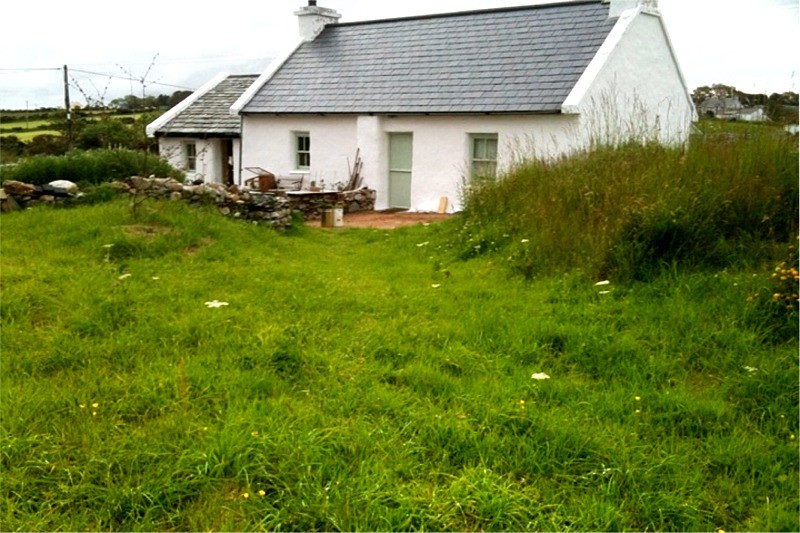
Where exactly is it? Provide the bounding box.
[290,189,377,220]
[1,176,377,230]
[119,177,293,228]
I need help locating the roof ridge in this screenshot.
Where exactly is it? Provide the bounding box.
[332,0,600,28]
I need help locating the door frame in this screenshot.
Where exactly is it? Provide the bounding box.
[388,132,413,209]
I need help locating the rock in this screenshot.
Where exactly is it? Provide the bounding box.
[1,189,21,212]
[219,206,231,216]
[36,184,70,198]
[129,176,152,190]
[2,180,36,196]
[39,195,56,203]
[169,192,182,202]
[166,180,184,192]
[49,180,78,194]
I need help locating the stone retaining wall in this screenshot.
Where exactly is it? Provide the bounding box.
[122,177,294,228]
[1,176,377,230]
[289,189,377,220]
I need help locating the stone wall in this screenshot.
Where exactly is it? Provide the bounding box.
[289,188,377,220]
[2,176,377,230]
[119,177,293,229]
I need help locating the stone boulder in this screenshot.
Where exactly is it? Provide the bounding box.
[49,180,79,194]
[2,180,36,196]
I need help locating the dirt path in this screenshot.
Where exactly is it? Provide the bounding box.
[310,210,454,229]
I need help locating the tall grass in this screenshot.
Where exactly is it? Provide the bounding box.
[0,148,183,185]
[1,199,797,531]
[459,125,798,282]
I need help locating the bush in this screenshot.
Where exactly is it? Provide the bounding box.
[76,120,137,150]
[25,134,67,156]
[1,135,26,159]
[746,242,800,342]
[1,149,184,186]
[458,126,799,281]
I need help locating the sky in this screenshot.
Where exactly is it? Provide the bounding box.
[0,0,797,110]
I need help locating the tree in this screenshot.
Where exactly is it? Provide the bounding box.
[76,119,137,150]
[692,86,713,108]
[167,90,193,109]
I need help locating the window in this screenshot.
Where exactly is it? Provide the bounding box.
[185,142,197,172]
[294,132,311,170]
[470,134,498,180]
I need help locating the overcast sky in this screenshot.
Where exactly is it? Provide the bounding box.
[0,0,797,110]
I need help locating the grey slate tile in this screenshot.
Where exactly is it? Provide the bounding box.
[242,1,615,114]
[156,75,257,136]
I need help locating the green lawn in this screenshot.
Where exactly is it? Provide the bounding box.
[1,200,797,531]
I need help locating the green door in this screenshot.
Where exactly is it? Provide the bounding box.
[389,133,413,209]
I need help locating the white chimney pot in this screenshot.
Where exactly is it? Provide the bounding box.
[295,2,342,41]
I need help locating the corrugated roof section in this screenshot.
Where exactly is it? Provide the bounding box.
[156,75,258,137]
[242,1,615,115]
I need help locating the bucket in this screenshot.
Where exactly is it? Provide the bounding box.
[321,207,344,228]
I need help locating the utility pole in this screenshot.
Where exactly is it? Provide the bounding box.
[63,65,72,150]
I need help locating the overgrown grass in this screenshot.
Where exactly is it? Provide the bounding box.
[458,124,798,282]
[0,148,183,185]
[1,198,797,531]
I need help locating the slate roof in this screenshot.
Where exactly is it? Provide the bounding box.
[155,75,258,137]
[241,1,617,115]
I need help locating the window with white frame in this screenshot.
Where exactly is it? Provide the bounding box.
[470,134,498,180]
[185,142,197,172]
[294,132,311,170]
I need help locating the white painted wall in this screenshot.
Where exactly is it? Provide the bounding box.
[376,114,580,212]
[240,115,358,189]
[575,11,695,147]
[158,137,240,184]
[242,113,580,212]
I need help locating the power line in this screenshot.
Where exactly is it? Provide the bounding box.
[1,66,197,92]
[0,67,61,72]
[70,68,195,90]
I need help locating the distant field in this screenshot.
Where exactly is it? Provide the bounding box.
[1,129,61,141]
[0,119,53,132]
[0,112,143,141]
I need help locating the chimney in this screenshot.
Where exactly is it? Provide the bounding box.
[295,1,342,41]
[602,0,658,18]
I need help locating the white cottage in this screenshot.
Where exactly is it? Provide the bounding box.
[153,0,695,212]
[147,74,258,185]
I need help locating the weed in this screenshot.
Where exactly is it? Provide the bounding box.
[0,196,797,531]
